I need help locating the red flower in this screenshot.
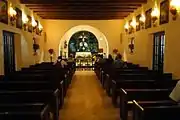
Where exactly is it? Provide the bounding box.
[113,49,118,54]
[48,49,54,54]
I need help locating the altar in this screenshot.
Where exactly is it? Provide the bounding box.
[75,52,92,58]
[75,52,94,68]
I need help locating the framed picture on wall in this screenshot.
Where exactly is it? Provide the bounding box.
[27,15,32,33]
[136,14,141,31]
[0,0,8,24]
[15,7,22,29]
[145,8,152,29]
[160,0,169,25]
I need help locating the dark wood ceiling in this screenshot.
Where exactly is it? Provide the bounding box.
[20,0,147,20]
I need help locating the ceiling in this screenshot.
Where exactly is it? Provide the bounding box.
[20,0,147,20]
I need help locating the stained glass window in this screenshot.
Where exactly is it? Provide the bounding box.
[68,31,98,56]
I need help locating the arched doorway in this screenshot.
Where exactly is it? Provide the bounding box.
[59,25,109,57]
[68,31,99,57]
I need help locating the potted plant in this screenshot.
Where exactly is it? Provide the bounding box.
[48,48,54,62]
[33,43,40,56]
[128,37,135,54]
[113,48,118,54]
[128,43,134,53]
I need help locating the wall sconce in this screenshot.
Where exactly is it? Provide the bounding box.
[22,13,28,31]
[39,23,43,35]
[130,18,136,32]
[151,7,159,27]
[32,19,37,32]
[124,22,129,33]
[170,0,180,20]
[139,14,146,29]
[9,7,17,26]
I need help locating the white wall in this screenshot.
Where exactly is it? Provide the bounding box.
[43,20,124,62]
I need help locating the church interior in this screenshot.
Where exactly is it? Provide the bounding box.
[0,0,180,119]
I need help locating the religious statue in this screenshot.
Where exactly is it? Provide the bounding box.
[78,33,89,52]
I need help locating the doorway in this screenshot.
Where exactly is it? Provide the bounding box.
[3,31,15,75]
[152,31,165,72]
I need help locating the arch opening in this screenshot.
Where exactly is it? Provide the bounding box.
[68,31,99,57]
[59,25,109,57]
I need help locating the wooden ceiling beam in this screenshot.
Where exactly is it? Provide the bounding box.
[20,0,147,4]
[28,6,138,10]
[42,17,125,20]
[37,12,130,16]
[41,16,126,20]
[21,0,147,20]
[38,15,128,19]
[26,4,142,8]
[33,9,135,12]
[38,14,128,17]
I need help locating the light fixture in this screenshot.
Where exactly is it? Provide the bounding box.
[22,13,28,31]
[170,0,180,20]
[9,6,17,25]
[124,22,129,33]
[139,13,146,29]
[130,18,136,32]
[151,5,159,27]
[38,23,43,35]
[130,18,136,29]
[99,37,103,41]
[32,17,37,32]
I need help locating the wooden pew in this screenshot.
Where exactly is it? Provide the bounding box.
[133,101,180,120]
[18,68,70,96]
[0,75,4,81]
[111,80,156,105]
[0,103,50,120]
[0,111,48,120]
[106,72,172,96]
[0,80,65,109]
[1,62,74,120]
[105,73,153,96]
[0,81,54,90]
[0,90,59,120]
[111,79,178,105]
[132,100,177,120]
[5,73,65,106]
[120,88,172,120]
[15,65,69,102]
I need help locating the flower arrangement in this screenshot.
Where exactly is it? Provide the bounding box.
[113,48,118,54]
[128,37,135,54]
[33,44,40,56]
[48,48,54,62]
[128,44,134,53]
[48,48,54,55]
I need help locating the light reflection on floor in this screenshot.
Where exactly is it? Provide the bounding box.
[59,71,120,120]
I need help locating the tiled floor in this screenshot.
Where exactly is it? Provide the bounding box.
[59,71,120,120]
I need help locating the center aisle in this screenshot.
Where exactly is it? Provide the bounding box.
[59,71,119,120]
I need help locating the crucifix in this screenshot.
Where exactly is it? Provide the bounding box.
[79,32,89,51]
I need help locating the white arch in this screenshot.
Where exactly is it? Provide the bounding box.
[58,25,109,57]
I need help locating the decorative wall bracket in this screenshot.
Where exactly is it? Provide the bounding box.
[152,16,158,27]
[170,7,178,20]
